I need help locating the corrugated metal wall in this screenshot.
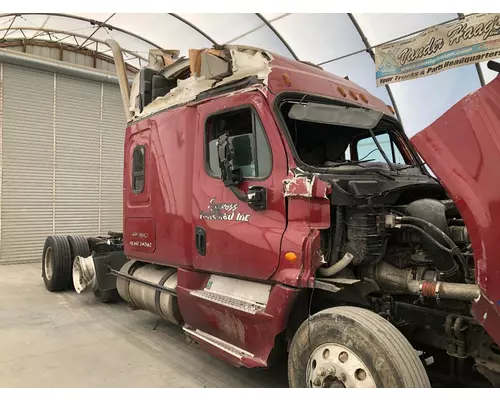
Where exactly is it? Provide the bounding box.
[0,62,125,263]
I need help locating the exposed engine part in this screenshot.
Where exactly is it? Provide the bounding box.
[445,315,468,358]
[398,230,422,244]
[448,225,469,244]
[406,280,479,301]
[407,199,448,233]
[441,199,461,218]
[404,199,462,281]
[331,206,345,264]
[73,255,98,293]
[366,261,438,294]
[399,225,469,246]
[367,261,480,301]
[116,263,183,325]
[318,252,354,277]
[343,210,385,266]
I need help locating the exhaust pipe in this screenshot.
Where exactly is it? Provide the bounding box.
[367,261,480,302]
[105,39,133,122]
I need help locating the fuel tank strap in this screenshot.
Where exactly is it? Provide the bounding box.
[109,268,178,297]
[154,268,178,313]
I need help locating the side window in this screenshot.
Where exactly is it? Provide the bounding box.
[132,145,145,193]
[206,107,272,179]
[356,133,405,164]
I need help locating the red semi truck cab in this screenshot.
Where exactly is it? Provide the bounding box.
[41,42,500,388]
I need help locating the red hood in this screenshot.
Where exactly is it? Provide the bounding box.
[411,75,500,343]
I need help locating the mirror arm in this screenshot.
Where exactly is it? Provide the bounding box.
[229,186,249,202]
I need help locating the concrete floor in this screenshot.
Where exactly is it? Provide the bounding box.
[0,263,288,388]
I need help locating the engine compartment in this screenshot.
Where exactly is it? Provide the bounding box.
[320,183,475,291]
[309,177,500,387]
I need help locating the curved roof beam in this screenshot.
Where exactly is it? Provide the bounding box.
[255,13,299,61]
[0,13,163,50]
[1,15,16,41]
[77,13,115,49]
[347,13,402,122]
[0,26,147,61]
[168,13,218,45]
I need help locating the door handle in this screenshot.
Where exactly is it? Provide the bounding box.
[195,226,206,256]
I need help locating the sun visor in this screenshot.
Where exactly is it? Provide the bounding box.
[288,103,383,130]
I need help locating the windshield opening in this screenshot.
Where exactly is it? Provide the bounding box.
[279,100,414,170]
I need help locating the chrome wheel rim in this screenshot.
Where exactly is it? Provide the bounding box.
[306,343,376,388]
[44,247,53,281]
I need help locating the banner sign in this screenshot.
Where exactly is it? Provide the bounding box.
[374,14,500,86]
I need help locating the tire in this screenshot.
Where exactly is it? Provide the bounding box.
[66,235,91,290]
[288,306,431,388]
[67,235,90,260]
[42,235,73,292]
[93,289,121,304]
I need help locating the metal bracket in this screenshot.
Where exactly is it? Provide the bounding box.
[108,268,177,297]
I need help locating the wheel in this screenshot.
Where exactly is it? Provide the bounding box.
[42,235,73,292]
[66,235,90,290]
[288,306,431,388]
[67,235,90,260]
[93,289,121,304]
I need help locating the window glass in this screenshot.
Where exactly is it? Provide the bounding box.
[206,108,271,179]
[356,133,405,164]
[132,146,145,193]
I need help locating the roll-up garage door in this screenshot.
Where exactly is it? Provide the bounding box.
[55,75,102,237]
[1,64,55,262]
[0,62,125,263]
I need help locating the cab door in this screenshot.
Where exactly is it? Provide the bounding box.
[191,91,288,280]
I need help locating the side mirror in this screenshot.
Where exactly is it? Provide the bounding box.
[217,133,243,187]
[217,133,267,209]
[247,186,267,211]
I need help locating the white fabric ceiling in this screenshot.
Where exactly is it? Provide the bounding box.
[0,12,496,136]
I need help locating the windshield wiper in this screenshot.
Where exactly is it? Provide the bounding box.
[324,159,375,167]
[368,129,396,172]
[396,162,426,171]
[322,162,396,181]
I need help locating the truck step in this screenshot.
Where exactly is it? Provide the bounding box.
[190,289,266,314]
[183,326,254,360]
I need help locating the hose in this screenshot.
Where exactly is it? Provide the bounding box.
[397,224,454,254]
[398,216,457,249]
[319,252,354,277]
[397,216,468,279]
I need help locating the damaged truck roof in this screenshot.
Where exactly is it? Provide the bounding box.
[129,46,273,120]
[127,45,394,122]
